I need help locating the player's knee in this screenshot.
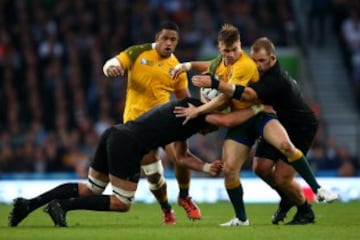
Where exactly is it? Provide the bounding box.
[142,160,164,176]
[142,161,166,190]
[223,163,238,177]
[112,186,135,212]
[86,175,108,195]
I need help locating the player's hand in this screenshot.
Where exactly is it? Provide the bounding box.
[106,66,125,77]
[205,160,223,176]
[192,75,212,88]
[171,63,187,79]
[173,103,199,125]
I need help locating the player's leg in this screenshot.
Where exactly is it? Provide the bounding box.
[262,119,337,202]
[44,175,137,227]
[8,127,113,227]
[252,156,295,224]
[220,139,250,227]
[272,160,315,225]
[164,143,201,220]
[141,151,175,224]
[43,126,140,227]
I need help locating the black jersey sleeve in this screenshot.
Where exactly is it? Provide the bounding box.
[249,75,285,103]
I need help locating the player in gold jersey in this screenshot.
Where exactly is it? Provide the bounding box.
[174,24,267,226]
[102,21,200,224]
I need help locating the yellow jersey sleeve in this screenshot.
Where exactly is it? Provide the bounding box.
[115,43,189,122]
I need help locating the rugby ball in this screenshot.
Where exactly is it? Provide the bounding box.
[200,87,219,103]
[200,87,231,113]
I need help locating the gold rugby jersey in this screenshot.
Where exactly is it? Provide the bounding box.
[116,43,188,122]
[208,51,259,110]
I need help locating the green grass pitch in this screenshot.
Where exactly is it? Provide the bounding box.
[1,201,359,240]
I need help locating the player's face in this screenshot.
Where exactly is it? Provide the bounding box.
[251,48,275,75]
[218,40,241,66]
[155,29,179,58]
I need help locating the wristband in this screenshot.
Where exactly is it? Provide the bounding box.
[184,62,192,71]
[251,104,264,115]
[103,57,120,76]
[202,163,211,173]
[229,84,236,97]
[210,75,219,89]
[233,85,245,99]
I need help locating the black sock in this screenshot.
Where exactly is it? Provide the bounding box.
[226,185,247,221]
[160,201,172,211]
[59,195,110,212]
[179,188,189,199]
[29,183,79,211]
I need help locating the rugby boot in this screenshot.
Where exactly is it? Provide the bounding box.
[220,217,250,227]
[178,196,201,220]
[44,200,68,227]
[286,206,315,225]
[8,198,32,227]
[316,187,338,203]
[272,199,294,224]
[162,208,176,225]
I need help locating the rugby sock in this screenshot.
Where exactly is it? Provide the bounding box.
[179,185,189,199]
[175,165,191,199]
[160,201,172,211]
[29,183,79,211]
[150,183,172,211]
[59,195,110,211]
[226,179,247,221]
[288,150,321,193]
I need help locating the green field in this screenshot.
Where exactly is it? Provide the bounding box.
[0,201,359,240]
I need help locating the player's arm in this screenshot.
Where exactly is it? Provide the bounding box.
[174,92,230,125]
[192,75,259,103]
[102,56,126,77]
[172,61,211,79]
[173,141,222,176]
[206,104,274,128]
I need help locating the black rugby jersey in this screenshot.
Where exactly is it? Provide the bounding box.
[249,61,318,128]
[123,97,209,152]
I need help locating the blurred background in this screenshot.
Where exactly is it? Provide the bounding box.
[0,0,359,183]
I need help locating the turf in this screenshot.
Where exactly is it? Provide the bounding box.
[1,201,359,240]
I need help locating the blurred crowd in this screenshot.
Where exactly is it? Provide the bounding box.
[329,0,360,109]
[0,0,358,178]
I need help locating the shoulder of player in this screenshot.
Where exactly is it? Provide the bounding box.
[208,55,223,74]
[122,43,153,62]
[232,54,257,71]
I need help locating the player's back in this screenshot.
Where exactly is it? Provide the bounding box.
[125,98,207,152]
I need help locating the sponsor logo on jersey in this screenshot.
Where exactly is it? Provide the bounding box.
[140,58,154,66]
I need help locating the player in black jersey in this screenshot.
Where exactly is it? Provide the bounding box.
[176,37,338,225]
[8,97,223,227]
